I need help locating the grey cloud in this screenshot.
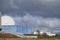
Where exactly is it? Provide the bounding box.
[1,0,60,18]
[14,14,60,32]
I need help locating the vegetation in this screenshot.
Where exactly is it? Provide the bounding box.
[0,33,60,40]
[0,33,20,38]
[0,38,60,40]
[0,30,60,40]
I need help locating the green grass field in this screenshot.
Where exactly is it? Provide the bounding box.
[0,38,60,40]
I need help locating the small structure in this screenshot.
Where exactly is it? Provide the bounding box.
[33,31,56,36]
[24,34,38,38]
[46,32,56,36]
[0,28,2,31]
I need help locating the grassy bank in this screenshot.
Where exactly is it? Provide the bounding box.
[0,38,59,40]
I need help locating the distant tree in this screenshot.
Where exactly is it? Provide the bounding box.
[42,32,48,38]
[42,33,47,36]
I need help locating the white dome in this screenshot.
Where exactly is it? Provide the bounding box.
[1,16,15,25]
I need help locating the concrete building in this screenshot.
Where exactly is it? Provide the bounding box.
[1,25,32,34]
[2,25,16,34]
[33,31,56,36]
[46,32,56,36]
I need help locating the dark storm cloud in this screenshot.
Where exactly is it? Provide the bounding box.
[1,0,60,18]
[0,0,3,10]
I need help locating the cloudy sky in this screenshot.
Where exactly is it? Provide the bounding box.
[0,0,60,33]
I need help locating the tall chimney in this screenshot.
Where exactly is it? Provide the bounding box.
[0,12,1,26]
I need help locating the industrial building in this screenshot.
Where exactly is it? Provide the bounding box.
[1,25,32,34]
